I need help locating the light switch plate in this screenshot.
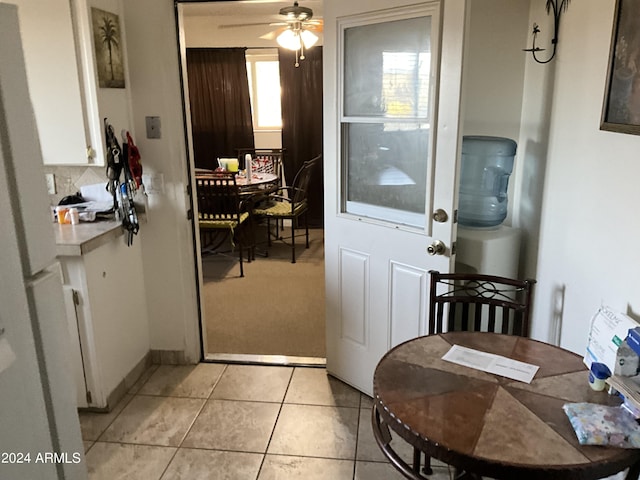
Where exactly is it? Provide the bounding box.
[145,116,161,139]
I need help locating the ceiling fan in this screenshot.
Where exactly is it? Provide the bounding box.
[218,1,323,43]
[218,1,322,66]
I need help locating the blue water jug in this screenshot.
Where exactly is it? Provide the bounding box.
[458,136,516,228]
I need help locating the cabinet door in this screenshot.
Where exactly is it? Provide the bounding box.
[63,286,89,408]
[13,0,92,165]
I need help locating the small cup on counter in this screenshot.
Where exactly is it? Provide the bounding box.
[55,206,69,224]
[67,207,80,225]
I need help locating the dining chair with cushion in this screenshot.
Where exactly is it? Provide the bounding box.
[252,154,321,263]
[375,270,536,478]
[196,174,254,277]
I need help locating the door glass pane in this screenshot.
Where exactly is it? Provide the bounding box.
[345,122,430,226]
[342,15,433,228]
[344,17,431,118]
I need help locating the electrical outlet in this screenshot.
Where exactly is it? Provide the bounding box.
[45,173,56,194]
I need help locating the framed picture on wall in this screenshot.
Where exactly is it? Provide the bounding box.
[91,7,125,89]
[601,0,640,134]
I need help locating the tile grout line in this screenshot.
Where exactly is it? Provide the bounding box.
[83,362,159,445]
[254,365,297,479]
[351,393,364,480]
[155,363,229,480]
[89,391,136,444]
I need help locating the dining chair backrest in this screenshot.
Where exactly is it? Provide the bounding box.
[196,174,241,222]
[237,148,284,181]
[291,155,321,207]
[428,270,536,337]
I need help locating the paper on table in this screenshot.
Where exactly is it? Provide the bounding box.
[442,345,540,383]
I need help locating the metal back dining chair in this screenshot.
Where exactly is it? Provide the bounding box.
[252,154,320,263]
[428,270,536,336]
[196,174,253,277]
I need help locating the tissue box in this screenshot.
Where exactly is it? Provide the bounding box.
[628,327,640,357]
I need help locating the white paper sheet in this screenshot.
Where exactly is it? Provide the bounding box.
[442,344,540,383]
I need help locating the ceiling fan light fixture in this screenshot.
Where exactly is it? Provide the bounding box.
[301,29,318,49]
[276,27,318,51]
[276,28,300,50]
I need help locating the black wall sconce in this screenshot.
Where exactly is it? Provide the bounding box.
[523,0,571,64]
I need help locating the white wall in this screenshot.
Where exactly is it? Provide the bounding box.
[88,0,135,149]
[462,0,530,228]
[122,1,200,361]
[463,0,529,142]
[523,0,640,353]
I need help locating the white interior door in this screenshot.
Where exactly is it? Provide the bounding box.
[324,0,466,395]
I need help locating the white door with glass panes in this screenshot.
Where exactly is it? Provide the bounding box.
[324,0,466,395]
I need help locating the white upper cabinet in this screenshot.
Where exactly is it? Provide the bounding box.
[13,0,94,165]
[13,0,133,166]
[10,0,104,165]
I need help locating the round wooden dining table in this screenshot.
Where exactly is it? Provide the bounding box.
[372,332,640,480]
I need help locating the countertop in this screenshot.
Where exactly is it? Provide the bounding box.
[54,220,124,256]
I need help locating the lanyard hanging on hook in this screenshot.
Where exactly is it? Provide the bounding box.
[104,118,123,212]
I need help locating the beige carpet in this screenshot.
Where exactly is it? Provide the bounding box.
[202,227,326,357]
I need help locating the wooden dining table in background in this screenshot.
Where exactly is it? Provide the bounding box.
[195,170,279,195]
[372,332,640,480]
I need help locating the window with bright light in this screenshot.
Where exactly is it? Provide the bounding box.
[246,51,282,130]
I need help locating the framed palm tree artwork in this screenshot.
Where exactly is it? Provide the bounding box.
[91,7,125,88]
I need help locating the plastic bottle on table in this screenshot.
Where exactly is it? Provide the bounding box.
[245,153,252,183]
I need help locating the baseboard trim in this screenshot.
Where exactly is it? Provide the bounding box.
[150,349,191,365]
[79,351,152,413]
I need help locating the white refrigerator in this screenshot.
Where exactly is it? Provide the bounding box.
[0,4,86,479]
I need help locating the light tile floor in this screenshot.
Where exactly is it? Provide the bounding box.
[80,363,455,480]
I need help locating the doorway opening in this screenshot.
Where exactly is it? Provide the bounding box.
[176,0,325,366]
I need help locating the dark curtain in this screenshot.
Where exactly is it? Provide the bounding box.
[279,46,324,227]
[186,48,254,170]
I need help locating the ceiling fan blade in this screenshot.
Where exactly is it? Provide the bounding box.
[218,20,289,30]
[304,22,323,32]
[218,22,274,29]
[260,26,288,40]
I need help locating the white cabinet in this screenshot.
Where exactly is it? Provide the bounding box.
[13,0,133,166]
[58,224,149,409]
[12,0,91,165]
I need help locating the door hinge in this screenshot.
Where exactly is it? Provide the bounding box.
[453,209,458,224]
[451,241,457,255]
[186,184,192,197]
[86,390,92,404]
[187,209,193,221]
[72,289,80,306]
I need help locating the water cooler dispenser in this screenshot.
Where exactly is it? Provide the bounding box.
[455,136,521,277]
